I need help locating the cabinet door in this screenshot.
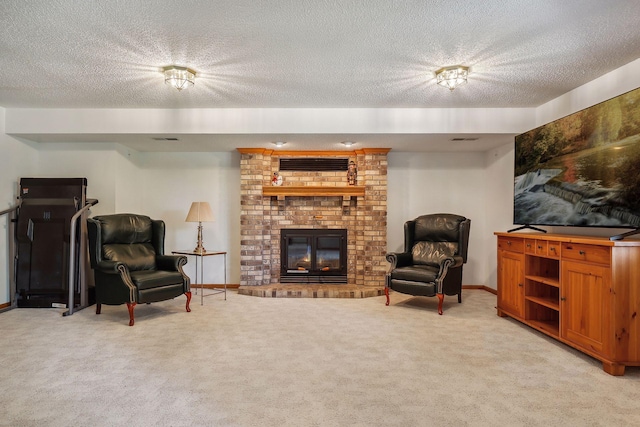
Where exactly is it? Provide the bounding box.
[561,261,609,354]
[498,250,525,318]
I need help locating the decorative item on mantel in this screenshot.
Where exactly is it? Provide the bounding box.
[347,161,358,185]
[272,171,283,186]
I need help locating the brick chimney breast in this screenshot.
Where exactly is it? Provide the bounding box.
[238,148,389,287]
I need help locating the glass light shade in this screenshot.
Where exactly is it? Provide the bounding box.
[163,66,196,91]
[435,66,469,91]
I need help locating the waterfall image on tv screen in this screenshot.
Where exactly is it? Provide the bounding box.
[514,86,640,228]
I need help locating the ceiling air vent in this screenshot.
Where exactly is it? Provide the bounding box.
[451,137,479,141]
[152,137,179,141]
[279,158,349,171]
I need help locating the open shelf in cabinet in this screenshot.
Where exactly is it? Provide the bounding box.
[525,255,560,336]
[526,296,560,337]
[526,256,559,284]
[525,275,559,287]
[525,295,559,311]
[527,319,560,337]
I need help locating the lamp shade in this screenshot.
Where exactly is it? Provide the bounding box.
[185,202,214,222]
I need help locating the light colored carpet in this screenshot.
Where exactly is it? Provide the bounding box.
[0,290,638,427]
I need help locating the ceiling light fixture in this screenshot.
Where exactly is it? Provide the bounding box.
[341,141,354,147]
[435,65,469,91]
[163,65,196,91]
[273,141,286,147]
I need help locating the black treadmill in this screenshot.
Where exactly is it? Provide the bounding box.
[15,178,93,308]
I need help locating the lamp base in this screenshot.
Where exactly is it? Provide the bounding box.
[194,223,206,253]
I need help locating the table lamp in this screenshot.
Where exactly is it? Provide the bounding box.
[185,202,214,253]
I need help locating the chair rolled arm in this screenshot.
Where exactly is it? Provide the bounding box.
[93,259,126,274]
[436,255,463,277]
[156,254,187,271]
[434,256,464,294]
[386,252,412,270]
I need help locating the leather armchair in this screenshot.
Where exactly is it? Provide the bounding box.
[385,213,470,314]
[87,213,191,326]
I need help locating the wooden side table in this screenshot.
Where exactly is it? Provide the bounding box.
[172,250,227,305]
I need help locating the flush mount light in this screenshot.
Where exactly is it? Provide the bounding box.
[435,65,469,91]
[341,141,354,147]
[163,65,196,91]
[273,141,286,147]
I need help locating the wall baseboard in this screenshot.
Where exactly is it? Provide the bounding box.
[194,284,240,290]
[0,302,11,310]
[193,284,495,293]
[462,285,497,295]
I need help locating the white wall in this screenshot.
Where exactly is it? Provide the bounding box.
[33,146,241,285]
[113,145,143,213]
[0,110,38,305]
[387,151,487,286]
[134,151,240,285]
[483,142,516,288]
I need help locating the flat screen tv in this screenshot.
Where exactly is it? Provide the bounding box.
[513,86,640,237]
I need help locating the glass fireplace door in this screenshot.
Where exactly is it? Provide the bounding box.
[315,236,341,271]
[286,236,311,272]
[281,229,347,283]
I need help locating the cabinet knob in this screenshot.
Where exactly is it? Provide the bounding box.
[507,241,512,246]
[561,297,566,301]
[518,283,523,287]
[537,245,542,249]
[579,250,586,255]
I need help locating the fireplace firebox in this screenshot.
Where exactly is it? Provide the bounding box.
[280,229,347,283]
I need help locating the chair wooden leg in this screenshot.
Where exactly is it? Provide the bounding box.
[126,302,137,326]
[437,293,444,315]
[96,303,101,315]
[185,291,192,312]
[384,287,390,306]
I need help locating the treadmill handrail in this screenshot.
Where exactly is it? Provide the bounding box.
[64,198,98,316]
[0,203,20,312]
[0,203,20,217]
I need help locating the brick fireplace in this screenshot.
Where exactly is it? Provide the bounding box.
[238,148,389,291]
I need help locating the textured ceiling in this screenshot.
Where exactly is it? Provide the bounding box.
[2,0,640,151]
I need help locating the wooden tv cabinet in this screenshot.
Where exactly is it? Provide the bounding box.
[495,231,640,376]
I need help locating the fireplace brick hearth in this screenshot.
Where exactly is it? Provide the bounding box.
[238,148,389,294]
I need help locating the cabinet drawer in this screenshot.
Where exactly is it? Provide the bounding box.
[547,241,561,258]
[524,239,536,254]
[561,243,610,266]
[498,237,524,252]
[524,239,560,258]
[535,240,548,256]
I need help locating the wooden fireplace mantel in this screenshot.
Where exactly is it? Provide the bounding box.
[262,185,365,197]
